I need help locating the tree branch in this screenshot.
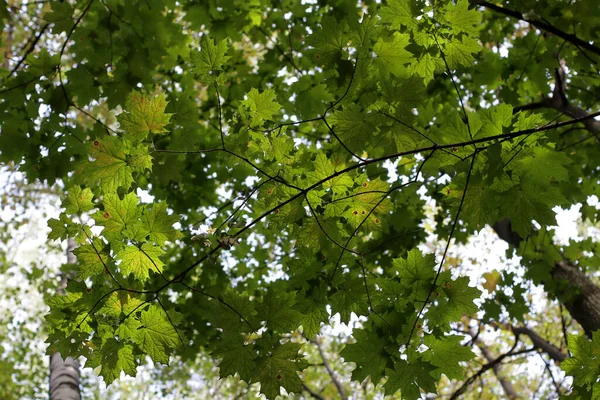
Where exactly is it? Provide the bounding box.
[514,67,600,134]
[450,328,530,400]
[473,335,520,400]
[511,325,566,363]
[311,336,347,400]
[472,1,600,58]
[302,383,326,400]
[8,23,49,77]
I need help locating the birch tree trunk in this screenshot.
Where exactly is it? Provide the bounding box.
[49,238,81,400]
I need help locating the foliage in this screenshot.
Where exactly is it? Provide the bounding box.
[2,0,600,398]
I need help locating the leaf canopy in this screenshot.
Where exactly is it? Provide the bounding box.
[2,0,600,398]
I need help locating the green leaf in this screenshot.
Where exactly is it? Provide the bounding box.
[255,342,308,399]
[562,332,600,391]
[27,48,59,76]
[128,144,153,172]
[191,36,231,79]
[141,202,182,245]
[443,0,482,35]
[92,192,141,240]
[64,186,95,215]
[308,16,348,65]
[515,147,571,183]
[423,335,476,380]
[409,54,439,85]
[444,36,481,69]
[340,328,389,384]
[379,0,418,30]
[134,304,182,364]
[373,32,413,78]
[100,292,144,319]
[83,137,134,192]
[501,176,567,237]
[477,104,513,138]
[330,278,369,324]
[240,88,281,127]
[338,177,392,229]
[117,92,173,142]
[97,338,138,384]
[48,213,73,241]
[312,153,353,194]
[117,243,165,282]
[257,291,303,333]
[429,276,481,326]
[72,239,109,279]
[393,249,436,295]
[214,336,257,382]
[327,103,375,152]
[384,359,437,398]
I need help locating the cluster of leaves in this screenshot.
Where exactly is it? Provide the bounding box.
[2,0,600,398]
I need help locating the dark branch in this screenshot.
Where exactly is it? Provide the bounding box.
[473,1,600,58]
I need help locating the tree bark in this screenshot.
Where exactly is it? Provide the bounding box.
[550,260,600,338]
[49,238,81,400]
[493,219,600,337]
[511,326,566,363]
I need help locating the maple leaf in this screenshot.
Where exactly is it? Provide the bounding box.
[254,342,308,399]
[312,153,353,195]
[257,291,303,333]
[72,239,109,279]
[97,338,137,384]
[308,15,349,66]
[327,103,376,151]
[501,176,568,236]
[127,144,153,172]
[329,278,370,323]
[515,146,571,183]
[48,213,73,241]
[340,329,389,384]
[428,276,482,327]
[338,177,393,229]
[117,92,173,142]
[100,292,144,319]
[213,336,257,382]
[239,88,281,127]
[384,359,437,398]
[444,36,481,68]
[83,137,134,193]
[476,103,513,138]
[141,202,182,245]
[561,332,600,390]
[203,289,257,333]
[63,186,95,215]
[117,243,165,282]
[373,32,413,78]
[393,249,437,300]
[134,305,182,364]
[409,54,440,85]
[443,0,482,35]
[379,0,418,30]
[92,192,142,243]
[191,36,231,80]
[423,335,476,380]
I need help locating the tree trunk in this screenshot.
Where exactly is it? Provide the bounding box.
[49,353,81,400]
[49,238,81,400]
[493,219,600,337]
[551,260,600,337]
